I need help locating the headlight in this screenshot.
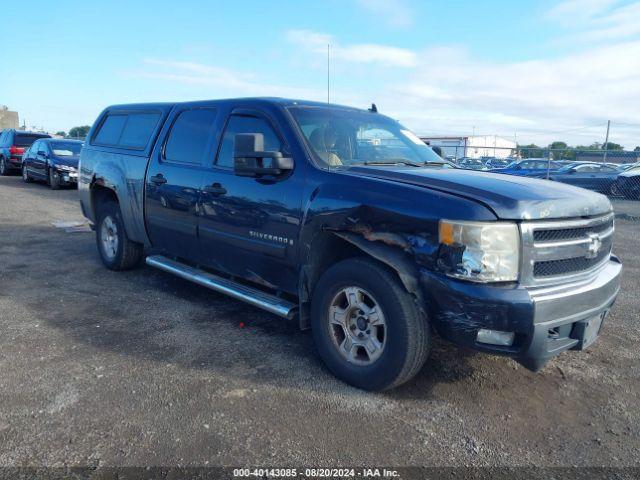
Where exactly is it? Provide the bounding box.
[55,164,76,172]
[438,220,520,282]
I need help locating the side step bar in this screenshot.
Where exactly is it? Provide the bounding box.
[145,255,297,319]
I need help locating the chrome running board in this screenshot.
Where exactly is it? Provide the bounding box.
[145,255,296,319]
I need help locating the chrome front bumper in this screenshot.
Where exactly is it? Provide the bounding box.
[517,257,622,370]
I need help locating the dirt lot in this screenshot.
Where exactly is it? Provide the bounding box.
[0,175,639,469]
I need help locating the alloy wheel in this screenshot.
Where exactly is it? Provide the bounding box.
[327,286,387,365]
[100,215,119,260]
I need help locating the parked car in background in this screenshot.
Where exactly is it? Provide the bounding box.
[21,138,83,189]
[618,162,639,172]
[611,165,640,199]
[458,157,487,170]
[542,162,620,194]
[484,157,509,169]
[0,129,51,175]
[488,158,563,177]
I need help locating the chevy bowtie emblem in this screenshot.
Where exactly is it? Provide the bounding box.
[586,233,602,259]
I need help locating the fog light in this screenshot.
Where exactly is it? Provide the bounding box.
[476,329,515,346]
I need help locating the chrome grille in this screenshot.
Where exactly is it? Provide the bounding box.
[520,213,614,286]
[533,218,613,242]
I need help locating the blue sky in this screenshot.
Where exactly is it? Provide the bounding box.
[2,0,639,147]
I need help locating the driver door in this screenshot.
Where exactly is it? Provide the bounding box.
[197,109,303,294]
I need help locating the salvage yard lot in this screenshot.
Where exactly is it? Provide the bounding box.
[0,175,639,467]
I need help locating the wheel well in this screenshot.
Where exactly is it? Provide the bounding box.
[298,231,418,329]
[301,232,362,303]
[91,184,118,218]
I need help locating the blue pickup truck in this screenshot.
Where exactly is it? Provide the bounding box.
[78,98,621,390]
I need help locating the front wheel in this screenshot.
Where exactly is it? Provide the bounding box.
[0,157,9,176]
[95,201,143,270]
[311,257,430,391]
[22,164,33,183]
[48,168,60,190]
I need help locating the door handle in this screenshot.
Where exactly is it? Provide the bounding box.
[150,174,167,185]
[203,183,227,196]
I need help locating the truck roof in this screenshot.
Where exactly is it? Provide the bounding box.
[103,97,368,112]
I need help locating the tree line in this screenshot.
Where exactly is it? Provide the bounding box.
[55,126,91,139]
[518,141,640,160]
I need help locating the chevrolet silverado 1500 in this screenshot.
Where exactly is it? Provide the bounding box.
[78,98,621,390]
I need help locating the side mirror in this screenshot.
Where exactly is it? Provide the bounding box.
[233,133,292,177]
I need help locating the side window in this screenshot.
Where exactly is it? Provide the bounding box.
[164,108,217,165]
[93,114,127,146]
[93,112,161,149]
[119,113,161,149]
[216,115,281,168]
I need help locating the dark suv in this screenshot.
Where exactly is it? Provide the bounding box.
[0,129,51,175]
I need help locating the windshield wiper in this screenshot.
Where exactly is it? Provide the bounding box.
[360,159,425,167]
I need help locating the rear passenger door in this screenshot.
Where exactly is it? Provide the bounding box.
[145,107,218,261]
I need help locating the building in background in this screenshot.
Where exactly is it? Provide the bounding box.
[420,135,516,160]
[0,105,19,130]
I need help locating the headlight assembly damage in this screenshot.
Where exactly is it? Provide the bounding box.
[438,220,520,282]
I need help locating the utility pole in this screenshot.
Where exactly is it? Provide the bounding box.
[327,44,330,105]
[602,120,610,163]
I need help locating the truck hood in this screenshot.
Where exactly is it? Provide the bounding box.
[348,166,612,220]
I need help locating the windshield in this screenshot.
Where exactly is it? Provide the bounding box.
[51,141,82,156]
[557,164,579,172]
[288,106,444,168]
[462,158,483,165]
[15,134,49,147]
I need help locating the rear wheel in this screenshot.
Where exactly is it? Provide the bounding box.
[609,182,620,197]
[95,200,143,270]
[48,168,60,190]
[0,157,9,176]
[311,257,430,391]
[22,164,33,183]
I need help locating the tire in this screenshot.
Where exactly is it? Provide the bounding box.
[0,157,9,176]
[311,257,430,391]
[22,164,33,183]
[48,168,61,190]
[95,200,143,270]
[609,182,620,197]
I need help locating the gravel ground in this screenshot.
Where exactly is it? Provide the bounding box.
[0,175,639,469]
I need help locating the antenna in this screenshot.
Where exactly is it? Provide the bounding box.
[327,43,330,105]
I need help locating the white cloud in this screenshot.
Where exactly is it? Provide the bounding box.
[132,59,320,99]
[548,0,640,42]
[547,0,619,20]
[286,29,417,68]
[131,23,640,148]
[355,0,414,28]
[385,40,640,146]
